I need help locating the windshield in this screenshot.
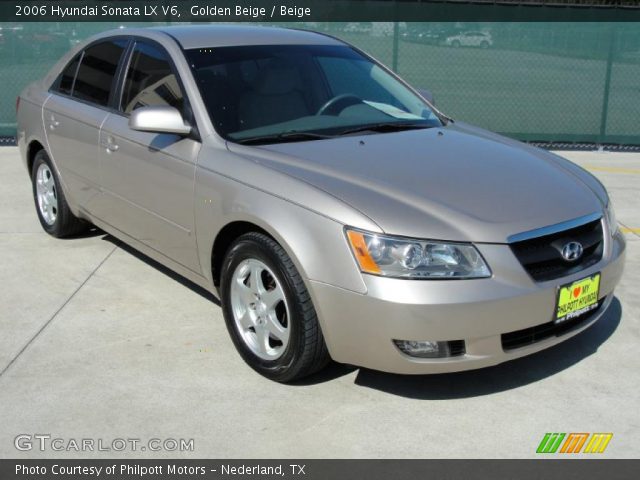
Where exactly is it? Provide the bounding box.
[185,44,442,144]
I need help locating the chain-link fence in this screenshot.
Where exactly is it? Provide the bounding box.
[1,21,639,144]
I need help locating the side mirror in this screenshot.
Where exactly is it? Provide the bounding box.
[129,105,191,136]
[416,88,435,106]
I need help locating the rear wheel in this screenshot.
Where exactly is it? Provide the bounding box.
[220,232,330,382]
[31,149,87,237]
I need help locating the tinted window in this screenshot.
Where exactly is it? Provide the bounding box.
[73,40,127,106]
[121,42,184,115]
[316,56,396,106]
[186,45,441,142]
[55,53,81,96]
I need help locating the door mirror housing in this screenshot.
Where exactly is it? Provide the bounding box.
[129,106,191,136]
[416,88,435,106]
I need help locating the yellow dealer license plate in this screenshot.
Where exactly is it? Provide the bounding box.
[555,273,601,324]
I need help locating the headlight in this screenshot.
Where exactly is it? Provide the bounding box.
[346,229,491,279]
[606,200,618,236]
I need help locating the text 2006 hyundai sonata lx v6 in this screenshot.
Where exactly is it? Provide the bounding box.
[17,25,625,382]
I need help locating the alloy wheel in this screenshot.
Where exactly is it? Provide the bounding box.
[230,258,290,360]
[35,163,58,225]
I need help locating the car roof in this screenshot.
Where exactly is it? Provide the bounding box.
[148,25,345,49]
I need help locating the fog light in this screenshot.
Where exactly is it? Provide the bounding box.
[393,339,465,358]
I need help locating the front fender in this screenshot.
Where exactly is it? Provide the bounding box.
[193,160,369,296]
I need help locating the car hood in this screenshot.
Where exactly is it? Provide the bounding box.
[227,124,604,243]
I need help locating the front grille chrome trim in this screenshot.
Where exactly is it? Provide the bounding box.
[509,216,604,282]
[507,212,603,244]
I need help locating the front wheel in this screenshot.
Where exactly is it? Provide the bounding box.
[220,232,330,382]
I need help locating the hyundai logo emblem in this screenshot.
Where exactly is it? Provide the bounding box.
[561,241,584,262]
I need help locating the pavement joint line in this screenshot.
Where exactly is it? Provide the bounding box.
[0,244,119,379]
[585,165,640,175]
[620,223,640,240]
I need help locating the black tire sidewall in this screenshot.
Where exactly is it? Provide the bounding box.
[220,236,306,381]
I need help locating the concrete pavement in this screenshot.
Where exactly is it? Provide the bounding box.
[0,147,638,458]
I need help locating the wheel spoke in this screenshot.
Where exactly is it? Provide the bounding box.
[254,326,270,355]
[262,283,285,310]
[36,179,46,195]
[251,263,265,295]
[266,312,289,343]
[250,264,266,295]
[235,277,256,306]
[237,309,254,330]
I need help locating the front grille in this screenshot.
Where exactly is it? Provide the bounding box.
[501,298,605,351]
[509,218,604,282]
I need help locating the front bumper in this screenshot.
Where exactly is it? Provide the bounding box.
[310,231,625,374]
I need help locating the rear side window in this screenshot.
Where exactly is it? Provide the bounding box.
[55,53,81,96]
[120,42,184,115]
[72,39,128,107]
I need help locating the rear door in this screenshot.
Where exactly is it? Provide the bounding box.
[43,39,128,212]
[97,39,201,272]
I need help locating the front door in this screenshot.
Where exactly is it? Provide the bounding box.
[97,40,201,272]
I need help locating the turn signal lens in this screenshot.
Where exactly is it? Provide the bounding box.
[346,230,381,274]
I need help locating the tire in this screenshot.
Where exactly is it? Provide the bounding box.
[31,149,87,237]
[452,40,461,48]
[220,232,330,382]
[480,41,489,49]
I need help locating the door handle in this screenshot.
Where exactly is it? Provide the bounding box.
[49,115,60,131]
[101,136,119,153]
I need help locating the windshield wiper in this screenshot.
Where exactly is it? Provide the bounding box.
[235,131,334,145]
[234,123,435,145]
[334,122,435,137]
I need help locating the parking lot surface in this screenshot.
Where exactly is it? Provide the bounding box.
[0,146,638,458]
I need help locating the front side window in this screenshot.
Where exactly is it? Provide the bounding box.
[72,39,128,106]
[120,42,184,115]
[186,44,441,144]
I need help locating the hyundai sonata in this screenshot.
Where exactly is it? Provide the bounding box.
[17,25,625,381]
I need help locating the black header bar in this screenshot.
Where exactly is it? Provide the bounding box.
[2,0,640,22]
